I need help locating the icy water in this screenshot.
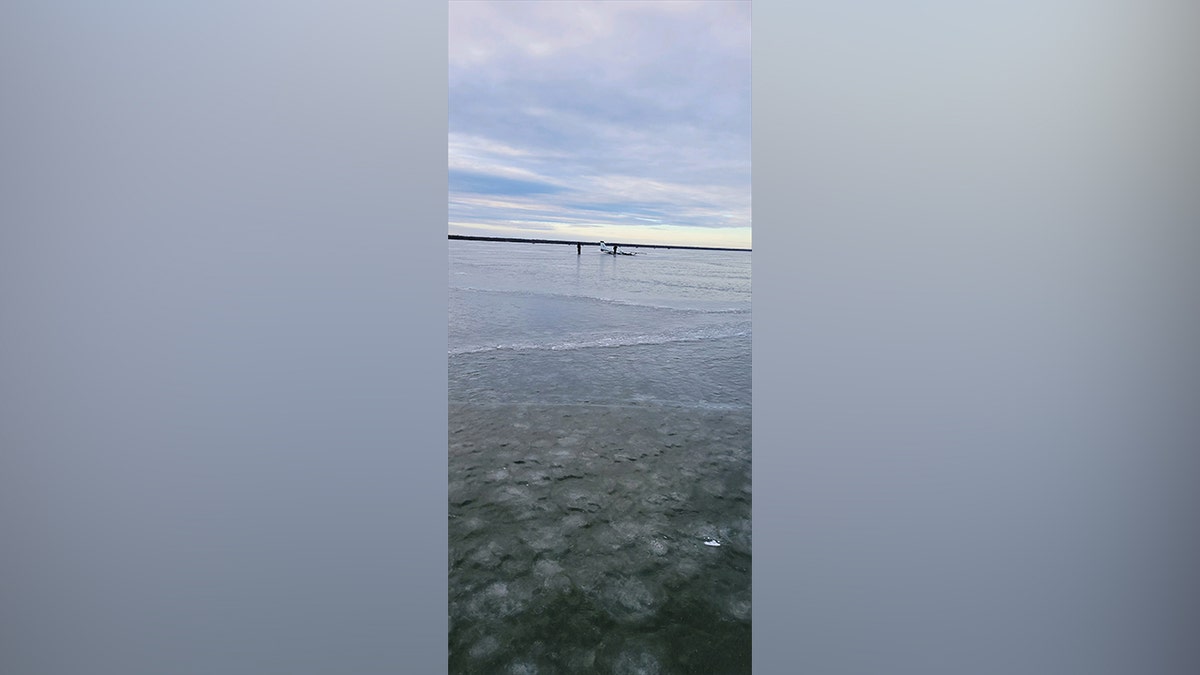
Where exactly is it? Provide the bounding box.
[449,240,751,675]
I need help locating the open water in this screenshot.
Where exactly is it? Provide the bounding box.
[449,239,751,674]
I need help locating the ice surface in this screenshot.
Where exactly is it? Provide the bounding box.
[448,403,751,674]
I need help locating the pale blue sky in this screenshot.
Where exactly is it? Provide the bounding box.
[449,0,751,248]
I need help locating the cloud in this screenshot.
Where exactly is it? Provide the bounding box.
[448,170,565,196]
[449,0,751,248]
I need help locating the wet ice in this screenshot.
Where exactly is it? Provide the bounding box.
[448,403,751,674]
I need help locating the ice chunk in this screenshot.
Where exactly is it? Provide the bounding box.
[508,659,538,675]
[469,635,500,659]
[612,651,661,675]
[599,577,662,623]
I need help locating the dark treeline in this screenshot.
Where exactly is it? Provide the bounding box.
[448,234,751,252]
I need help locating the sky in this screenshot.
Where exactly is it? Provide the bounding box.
[448,0,751,249]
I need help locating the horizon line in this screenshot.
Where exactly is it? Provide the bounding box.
[448,234,752,253]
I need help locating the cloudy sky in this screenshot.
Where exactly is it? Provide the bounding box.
[449,0,751,249]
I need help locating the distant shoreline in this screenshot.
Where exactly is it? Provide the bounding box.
[448,234,751,253]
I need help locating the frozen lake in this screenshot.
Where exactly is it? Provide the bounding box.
[449,240,751,674]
